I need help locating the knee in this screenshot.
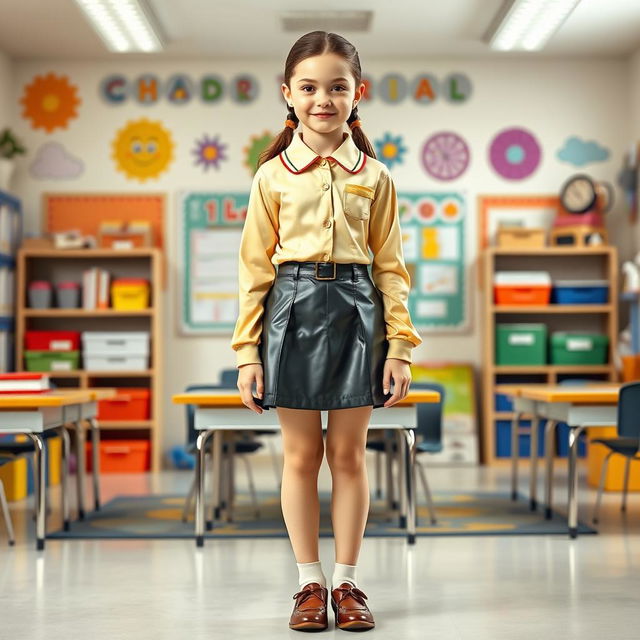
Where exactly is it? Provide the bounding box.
[284,445,324,475]
[326,448,365,475]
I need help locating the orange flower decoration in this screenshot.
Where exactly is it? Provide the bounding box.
[20,72,81,133]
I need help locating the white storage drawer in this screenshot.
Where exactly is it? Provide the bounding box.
[82,331,150,355]
[84,354,148,371]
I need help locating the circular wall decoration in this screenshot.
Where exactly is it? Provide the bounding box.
[489,127,541,180]
[421,131,470,181]
[416,197,439,224]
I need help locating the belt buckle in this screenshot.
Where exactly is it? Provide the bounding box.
[315,262,336,280]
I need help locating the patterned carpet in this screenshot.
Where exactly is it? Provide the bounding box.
[46,489,597,539]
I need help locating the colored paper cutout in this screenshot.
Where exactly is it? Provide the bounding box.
[422,132,470,181]
[557,136,610,166]
[489,127,541,180]
[20,72,81,133]
[111,118,174,182]
[193,134,228,171]
[29,142,84,179]
[374,132,408,169]
[243,131,275,176]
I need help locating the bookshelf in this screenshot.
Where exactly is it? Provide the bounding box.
[481,246,618,466]
[15,247,163,472]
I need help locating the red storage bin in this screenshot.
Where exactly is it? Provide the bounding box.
[96,388,151,421]
[25,330,81,351]
[86,439,151,473]
[494,272,552,306]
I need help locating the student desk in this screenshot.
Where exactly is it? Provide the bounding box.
[502,383,620,539]
[172,390,441,547]
[0,388,115,550]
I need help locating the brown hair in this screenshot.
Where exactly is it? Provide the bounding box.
[257,30,377,168]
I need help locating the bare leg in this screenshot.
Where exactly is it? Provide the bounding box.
[277,407,324,563]
[326,405,373,565]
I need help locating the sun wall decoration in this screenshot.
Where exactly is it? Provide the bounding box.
[243,131,275,176]
[374,132,407,170]
[20,72,81,133]
[111,118,174,182]
[192,134,228,171]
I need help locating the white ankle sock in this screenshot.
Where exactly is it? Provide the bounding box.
[297,560,327,588]
[332,562,357,590]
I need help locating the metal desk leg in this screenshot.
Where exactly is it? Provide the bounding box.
[511,411,521,501]
[567,425,585,539]
[399,428,417,544]
[59,426,71,531]
[27,433,46,551]
[529,417,541,511]
[89,418,101,511]
[396,430,407,529]
[74,421,86,520]
[211,430,224,522]
[544,420,557,520]
[227,435,236,522]
[195,429,214,547]
[384,432,396,513]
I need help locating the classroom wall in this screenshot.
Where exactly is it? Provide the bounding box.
[9,56,633,460]
[0,50,14,130]
[629,46,640,254]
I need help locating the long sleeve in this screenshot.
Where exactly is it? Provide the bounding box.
[368,169,422,363]
[230,166,280,368]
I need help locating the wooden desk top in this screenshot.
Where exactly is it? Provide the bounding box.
[515,384,621,404]
[0,388,116,408]
[172,389,441,407]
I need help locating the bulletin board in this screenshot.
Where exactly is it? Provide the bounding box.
[179,190,467,334]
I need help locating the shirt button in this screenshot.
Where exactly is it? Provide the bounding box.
[320,159,327,167]
[324,219,332,228]
[322,183,330,191]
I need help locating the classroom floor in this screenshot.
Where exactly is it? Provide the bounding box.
[1,451,639,640]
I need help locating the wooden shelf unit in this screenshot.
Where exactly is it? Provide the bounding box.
[15,247,163,472]
[481,246,618,466]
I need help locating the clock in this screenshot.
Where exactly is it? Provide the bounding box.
[560,174,614,215]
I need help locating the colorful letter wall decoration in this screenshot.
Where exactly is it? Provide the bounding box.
[111,118,174,182]
[20,73,81,132]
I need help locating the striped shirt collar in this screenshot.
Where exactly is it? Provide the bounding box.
[279,130,367,175]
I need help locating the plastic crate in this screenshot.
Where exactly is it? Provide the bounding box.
[550,332,608,365]
[495,393,514,412]
[24,350,80,372]
[111,278,150,310]
[552,280,608,305]
[494,271,551,306]
[25,330,81,351]
[85,439,151,473]
[495,420,547,457]
[97,388,151,421]
[496,324,547,365]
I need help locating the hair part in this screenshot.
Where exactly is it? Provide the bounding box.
[257,30,377,168]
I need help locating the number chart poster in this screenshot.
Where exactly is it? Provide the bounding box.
[398,192,467,332]
[179,190,467,334]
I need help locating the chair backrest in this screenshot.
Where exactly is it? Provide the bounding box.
[412,382,445,446]
[220,369,238,387]
[184,383,227,445]
[617,382,640,439]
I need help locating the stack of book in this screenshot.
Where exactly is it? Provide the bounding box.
[0,372,51,394]
[82,267,111,309]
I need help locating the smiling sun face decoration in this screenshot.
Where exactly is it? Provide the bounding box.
[112,118,174,181]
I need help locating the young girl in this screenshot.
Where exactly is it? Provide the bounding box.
[231,31,422,632]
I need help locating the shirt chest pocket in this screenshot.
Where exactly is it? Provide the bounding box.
[343,183,375,220]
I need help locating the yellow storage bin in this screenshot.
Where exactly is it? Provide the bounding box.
[111,278,150,310]
[0,457,28,502]
[587,427,640,492]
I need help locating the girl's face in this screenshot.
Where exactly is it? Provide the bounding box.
[282,52,365,137]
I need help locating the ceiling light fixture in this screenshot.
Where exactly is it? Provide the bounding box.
[486,0,582,51]
[73,0,165,53]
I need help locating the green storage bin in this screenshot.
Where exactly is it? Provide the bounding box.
[496,323,547,365]
[24,350,80,372]
[550,332,608,365]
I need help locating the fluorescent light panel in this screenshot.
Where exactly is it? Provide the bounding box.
[488,0,581,51]
[74,0,164,52]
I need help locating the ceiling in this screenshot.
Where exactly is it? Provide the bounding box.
[1,0,640,61]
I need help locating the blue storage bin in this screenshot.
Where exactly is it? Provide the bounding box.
[496,419,547,458]
[552,280,608,305]
[555,423,588,458]
[495,393,514,412]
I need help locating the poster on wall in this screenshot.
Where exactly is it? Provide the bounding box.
[179,190,468,335]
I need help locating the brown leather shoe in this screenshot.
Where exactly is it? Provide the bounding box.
[289,582,329,631]
[331,582,375,631]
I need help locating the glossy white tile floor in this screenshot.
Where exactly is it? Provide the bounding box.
[1,451,640,640]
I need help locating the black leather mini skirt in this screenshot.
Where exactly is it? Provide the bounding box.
[257,261,392,411]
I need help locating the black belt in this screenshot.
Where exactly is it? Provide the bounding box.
[277,261,370,281]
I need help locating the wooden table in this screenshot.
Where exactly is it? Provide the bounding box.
[0,388,115,549]
[502,383,620,538]
[172,390,441,547]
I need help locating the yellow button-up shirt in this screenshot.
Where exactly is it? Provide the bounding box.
[231,129,422,368]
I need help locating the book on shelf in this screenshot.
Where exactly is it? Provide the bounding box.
[0,372,51,393]
[82,267,111,309]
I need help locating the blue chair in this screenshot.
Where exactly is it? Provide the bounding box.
[220,368,282,490]
[181,383,265,523]
[365,382,444,525]
[592,381,640,524]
